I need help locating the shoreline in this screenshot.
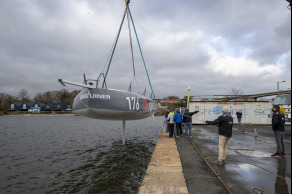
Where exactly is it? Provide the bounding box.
[2,113,76,117]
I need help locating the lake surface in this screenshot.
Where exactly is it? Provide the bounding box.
[0,115,163,194]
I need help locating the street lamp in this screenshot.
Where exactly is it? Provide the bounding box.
[277,80,285,95]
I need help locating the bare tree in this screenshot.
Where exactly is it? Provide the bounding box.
[227,88,250,101]
[18,89,30,102]
[228,88,244,96]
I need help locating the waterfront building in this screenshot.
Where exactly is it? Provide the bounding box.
[7,99,72,113]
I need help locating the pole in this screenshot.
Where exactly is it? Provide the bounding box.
[187,85,191,109]
[122,120,126,145]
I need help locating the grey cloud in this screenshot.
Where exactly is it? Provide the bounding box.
[0,0,291,99]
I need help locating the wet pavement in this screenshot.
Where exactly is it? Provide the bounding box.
[176,125,291,194]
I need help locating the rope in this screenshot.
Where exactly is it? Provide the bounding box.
[185,137,234,194]
[189,142,272,194]
[103,3,129,88]
[59,82,90,109]
[192,117,205,122]
[204,157,291,182]
[229,159,291,182]
[101,2,156,103]
[98,33,119,87]
[97,73,107,89]
[126,9,136,77]
[132,77,143,96]
[128,81,132,92]
[251,187,266,194]
[128,8,156,102]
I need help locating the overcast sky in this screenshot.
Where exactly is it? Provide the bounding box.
[0,0,291,99]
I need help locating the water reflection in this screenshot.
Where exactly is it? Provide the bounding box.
[237,163,258,182]
[0,116,163,194]
[275,158,289,194]
[48,140,155,194]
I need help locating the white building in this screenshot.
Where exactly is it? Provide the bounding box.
[189,101,272,125]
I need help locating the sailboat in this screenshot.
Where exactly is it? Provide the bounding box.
[59,1,157,124]
[58,78,157,121]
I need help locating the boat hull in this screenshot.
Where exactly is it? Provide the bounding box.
[73,88,157,120]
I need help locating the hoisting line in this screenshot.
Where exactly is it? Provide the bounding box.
[102,1,156,102]
[98,32,119,88]
[102,3,130,88]
[128,7,156,102]
[126,8,136,77]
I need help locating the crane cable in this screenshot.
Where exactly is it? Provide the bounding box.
[102,1,156,102]
[102,2,129,88]
[126,7,136,78]
[128,7,156,102]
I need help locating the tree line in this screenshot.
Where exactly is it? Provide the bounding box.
[0,89,80,112]
[0,88,246,114]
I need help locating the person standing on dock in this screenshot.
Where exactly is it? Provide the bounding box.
[174,109,183,137]
[183,109,199,137]
[164,110,170,132]
[271,105,286,157]
[203,107,233,165]
[167,110,175,138]
[236,110,242,126]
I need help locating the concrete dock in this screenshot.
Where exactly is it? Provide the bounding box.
[138,131,188,194]
[139,125,291,194]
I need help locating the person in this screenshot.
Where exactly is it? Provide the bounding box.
[271,105,286,157]
[164,110,170,132]
[174,109,183,137]
[165,110,170,120]
[166,110,175,138]
[236,110,242,126]
[183,109,199,137]
[203,107,233,165]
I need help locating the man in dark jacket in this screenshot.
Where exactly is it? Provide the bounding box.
[183,109,199,137]
[203,107,233,165]
[271,105,286,157]
[236,110,242,126]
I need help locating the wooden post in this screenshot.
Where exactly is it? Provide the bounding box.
[187,85,191,109]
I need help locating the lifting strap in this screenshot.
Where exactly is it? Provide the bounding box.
[126,8,136,77]
[128,7,156,102]
[102,1,156,102]
[102,3,129,88]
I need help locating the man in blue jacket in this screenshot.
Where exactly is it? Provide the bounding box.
[174,109,183,137]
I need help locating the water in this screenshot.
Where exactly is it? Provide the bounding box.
[0,115,163,194]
